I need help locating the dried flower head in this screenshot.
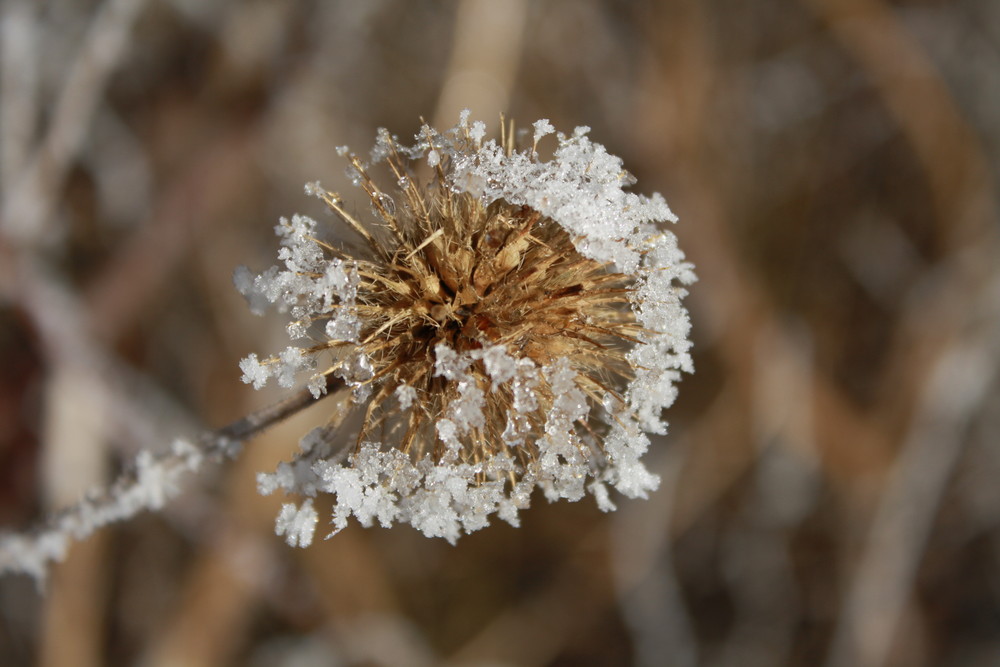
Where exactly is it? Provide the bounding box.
[237,112,695,545]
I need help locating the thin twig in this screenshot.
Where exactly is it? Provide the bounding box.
[0,376,344,583]
[212,376,343,446]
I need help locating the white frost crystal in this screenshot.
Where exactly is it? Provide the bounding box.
[275,499,319,548]
[239,113,694,545]
[395,383,417,409]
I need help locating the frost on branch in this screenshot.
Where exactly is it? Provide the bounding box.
[0,439,204,583]
[240,113,695,545]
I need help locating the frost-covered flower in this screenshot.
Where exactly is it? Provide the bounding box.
[238,112,695,545]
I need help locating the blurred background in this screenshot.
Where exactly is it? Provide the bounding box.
[1,0,999,665]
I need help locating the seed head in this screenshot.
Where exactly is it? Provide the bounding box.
[238,113,695,544]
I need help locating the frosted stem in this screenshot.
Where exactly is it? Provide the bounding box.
[0,375,344,584]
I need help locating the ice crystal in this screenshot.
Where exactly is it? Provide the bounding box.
[275,499,319,548]
[238,113,695,544]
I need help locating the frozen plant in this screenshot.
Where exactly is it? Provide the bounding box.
[240,112,695,546]
[0,113,695,582]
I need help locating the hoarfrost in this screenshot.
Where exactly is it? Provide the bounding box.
[275,500,318,548]
[532,119,555,145]
[239,353,270,390]
[0,438,205,583]
[395,383,417,409]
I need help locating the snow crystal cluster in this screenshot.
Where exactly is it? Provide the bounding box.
[234,212,364,399]
[237,112,695,547]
